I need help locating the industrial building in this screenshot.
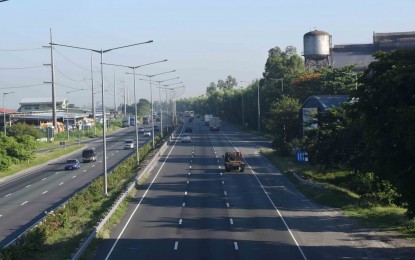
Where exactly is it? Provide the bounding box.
[303,30,415,71]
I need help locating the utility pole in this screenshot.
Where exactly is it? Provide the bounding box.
[90,52,96,135]
[49,29,57,129]
[113,73,117,112]
[124,83,127,117]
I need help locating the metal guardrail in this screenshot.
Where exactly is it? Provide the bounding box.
[292,171,322,189]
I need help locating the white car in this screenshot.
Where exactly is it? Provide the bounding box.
[138,127,145,132]
[124,139,134,149]
[182,133,191,143]
[143,131,151,137]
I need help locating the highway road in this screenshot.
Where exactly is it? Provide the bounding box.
[0,122,159,247]
[94,117,378,260]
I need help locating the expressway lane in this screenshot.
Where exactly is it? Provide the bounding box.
[96,119,306,259]
[0,123,156,247]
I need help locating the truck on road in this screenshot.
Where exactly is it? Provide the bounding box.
[204,114,212,126]
[223,151,245,172]
[209,116,220,131]
[129,116,136,126]
[143,116,150,124]
[122,117,130,127]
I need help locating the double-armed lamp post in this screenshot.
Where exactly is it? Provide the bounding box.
[51,40,153,196]
[102,59,168,165]
[132,70,176,148]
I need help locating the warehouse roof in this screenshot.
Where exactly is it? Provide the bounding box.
[19,97,66,105]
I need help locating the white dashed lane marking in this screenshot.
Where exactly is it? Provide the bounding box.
[25,185,31,188]
[174,241,179,250]
[21,201,28,205]
[59,182,64,186]
[234,242,239,250]
[42,191,48,195]
[5,193,12,197]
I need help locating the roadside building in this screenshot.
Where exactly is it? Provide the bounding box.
[301,95,349,136]
[330,31,415,71]
[17,97,68,112]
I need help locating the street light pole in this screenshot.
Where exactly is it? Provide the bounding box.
[135,70,176,148]
[102,59,168,165]
[156,79,182,137]
[51,40,153,196]
[3,92,14,136]
[154,77,180,137]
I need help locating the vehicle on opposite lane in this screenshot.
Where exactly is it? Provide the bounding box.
[64,159,80,170]
[182,133,191,143]
[124,139,135,149]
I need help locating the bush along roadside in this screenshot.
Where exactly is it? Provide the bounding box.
[261,149,415,240]
[0,130,166,260]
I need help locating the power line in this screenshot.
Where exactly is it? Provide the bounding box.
[55,66,90,82]
[0,47,44,52]
[55,82,84,90]
[0,83,46,90]
[54,48,99,72]
[0,65,44,70]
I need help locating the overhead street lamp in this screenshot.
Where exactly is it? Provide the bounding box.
[51,40,153,196]
[158,85,185,127]
[133,70,176,148]
[156,80,182,137]
[102,59,168,165]
[2,92,14,136]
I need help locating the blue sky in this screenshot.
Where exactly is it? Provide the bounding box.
[1,0,414,109]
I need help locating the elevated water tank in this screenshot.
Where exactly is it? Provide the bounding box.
[303,30,331,68]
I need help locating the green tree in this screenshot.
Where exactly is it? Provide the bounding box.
[260,46,306,130]
[291,66,358,103]
[7,123,43,140]
[266,96,301,155]
[357,48,415,218]
[0,134,13,171]
[206,82,217,95]
[225,75,237,89]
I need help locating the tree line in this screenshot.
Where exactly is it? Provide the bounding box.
[0,123,42,171]
[176,46,415,218]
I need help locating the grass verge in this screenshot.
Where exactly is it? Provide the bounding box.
[261,149,415,240]
[0,145,84,179]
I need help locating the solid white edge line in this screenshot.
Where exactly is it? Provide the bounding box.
[223,132,308,260]
[105,134,183,260]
